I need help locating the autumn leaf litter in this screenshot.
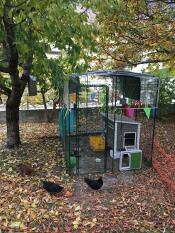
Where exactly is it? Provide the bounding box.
[0,123,175,233]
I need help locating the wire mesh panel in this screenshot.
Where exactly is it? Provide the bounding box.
[60,70,160,175]
[75,85,109,175]
[136,110,155,162]
[76,86,108,134]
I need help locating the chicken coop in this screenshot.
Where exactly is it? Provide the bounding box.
[59,70,159,175]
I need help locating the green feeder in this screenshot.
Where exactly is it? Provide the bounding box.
[69,155,76,169]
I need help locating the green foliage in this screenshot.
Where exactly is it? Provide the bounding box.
[149,68,175,105]
[0,0,97,95]
[89,0,175,69]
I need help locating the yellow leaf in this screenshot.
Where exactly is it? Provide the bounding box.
[133,220,139,225]
[83,219,96,228]
[1,217,8,227]
[31,203,36,208]
[73,224,79,230]
[111,199,116,203]
[18,188,23,193]
[83,221,92,226]
[21,199,30,206]
[0,215,7,221]
[55,211,60,216]
[10,221,25,229]
[3,221,8,227]
[163,212,168,217]
[73,216,81,223]
[73,216,81,229]
[75,205,81,211]
[8,167,13,172]
[43,214,49,219]
[75,212,80,216]
[16,214,21,219]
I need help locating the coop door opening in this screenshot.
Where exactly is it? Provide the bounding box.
[119,152,131,171]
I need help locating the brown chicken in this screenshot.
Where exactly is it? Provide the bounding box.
[18,163,35,176]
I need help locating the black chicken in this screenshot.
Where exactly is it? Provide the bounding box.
[43,181,64,194]
[84,177,103,190]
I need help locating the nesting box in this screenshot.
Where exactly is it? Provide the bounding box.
[105,114,141,159]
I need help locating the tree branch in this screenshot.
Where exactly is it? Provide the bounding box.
[0,83,11,96]
[6,0,27,9]
[15,0,27,8]
[3,0,19,76]
[153,0,175,4]
[0,58,8,63]
[16,18,27,25]
[99,43,126,64]
[79,7,89,16]
[125,58,170,66]
[0,66,10,73]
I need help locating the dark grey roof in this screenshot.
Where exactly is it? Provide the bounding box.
[102,113,141,125]
[69,70,159,81]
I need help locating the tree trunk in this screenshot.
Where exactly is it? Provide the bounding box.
[41,89,61,123]
[6,83,22,148]
[6,104,20,148]
[49,100,57,122]
[41,90,50,122]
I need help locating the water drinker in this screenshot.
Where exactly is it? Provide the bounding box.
[69,155,76,169]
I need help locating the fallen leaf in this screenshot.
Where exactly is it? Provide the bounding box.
[64,191,73,198]
[75,205,81,211]
[10,221,25,229]
[73,216,81,229]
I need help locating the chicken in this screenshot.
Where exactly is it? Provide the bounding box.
[84,177,103,190]
[43,181,64,194]
[18,163,35,176]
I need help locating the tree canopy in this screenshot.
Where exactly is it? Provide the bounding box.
[0,0,97,147]
[0,0,97,95]
[89,0,175,69]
